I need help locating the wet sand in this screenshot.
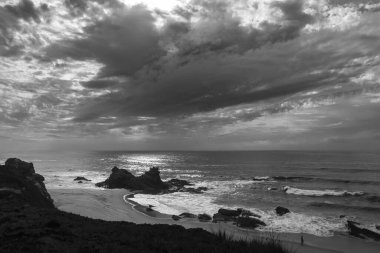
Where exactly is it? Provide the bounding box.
[49,188,380,253]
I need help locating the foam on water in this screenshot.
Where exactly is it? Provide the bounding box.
[42,170,108,189]
[131,179,345,236]
[283,186,365,197]
[258,212,345,236]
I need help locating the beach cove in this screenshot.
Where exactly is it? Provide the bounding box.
[50,187,380,253]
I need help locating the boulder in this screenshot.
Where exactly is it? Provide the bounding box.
[346,221,380,241]
[236,217,266,229]
[179,212,197,219]
[198,213,212,222]
[74,177,91,182]
[275,206,290,216]
[237,208,261,218]
[0,158,54,209]
[212,213,236,222]
[172,215,181,221]
[218,208,242,217]
[376,225,380,231]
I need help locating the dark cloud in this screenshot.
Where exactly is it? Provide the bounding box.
[270,0,314,39]
[73,18,379,122]
[45,4,164,77]
[40,0,380,124]
[5,0,41,22]
[168,0,314,57]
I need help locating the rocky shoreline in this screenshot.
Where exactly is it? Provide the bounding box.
[0,158,290,253]
[97,164,380,242]
[1,158,380,252]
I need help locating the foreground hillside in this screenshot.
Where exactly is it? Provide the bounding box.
[0,158,289,253]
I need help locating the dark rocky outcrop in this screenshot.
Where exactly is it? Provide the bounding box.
[198,213,212,222]
[213,213,236,222]
[346,220,380,241]
[236,217,266,229]
[172,215,181,221]
[96,166,167,193]
[275,206,290,216]
[218,208,242,217]
[0,158,54,209]
[74,177,91,181]
[212,208,264,225]
[96,166,206,194]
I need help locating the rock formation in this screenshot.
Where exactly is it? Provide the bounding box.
[236,217,266,229]
[198,213,212,222]
[211,208,266,229]
[275,206,290,216]
[346,220,380,241]
[0,158,54,208]
[74,177,91,181]
[96,166,207,194]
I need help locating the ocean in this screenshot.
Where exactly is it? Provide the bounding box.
[1,150,379,237]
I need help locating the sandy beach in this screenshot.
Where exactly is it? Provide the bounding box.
[49,188,380,253]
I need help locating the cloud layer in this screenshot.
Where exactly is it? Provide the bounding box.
[0,0,380,151]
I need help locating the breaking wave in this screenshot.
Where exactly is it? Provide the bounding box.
[283,186,365,197]
[268,176,380,185]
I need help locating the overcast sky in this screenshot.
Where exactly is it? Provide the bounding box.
[0,0,380,151]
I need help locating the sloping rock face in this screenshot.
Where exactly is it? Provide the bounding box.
[0,158,54,208]
[347,220,380,241]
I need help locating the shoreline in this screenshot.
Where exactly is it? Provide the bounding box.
[49,187,380,253]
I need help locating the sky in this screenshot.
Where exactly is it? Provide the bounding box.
[0,0,380,151]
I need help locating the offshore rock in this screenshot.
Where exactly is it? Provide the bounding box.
[74,177,91,181]
[179,212,197,219]
[275,206,290,216]
[96,166,205,194]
